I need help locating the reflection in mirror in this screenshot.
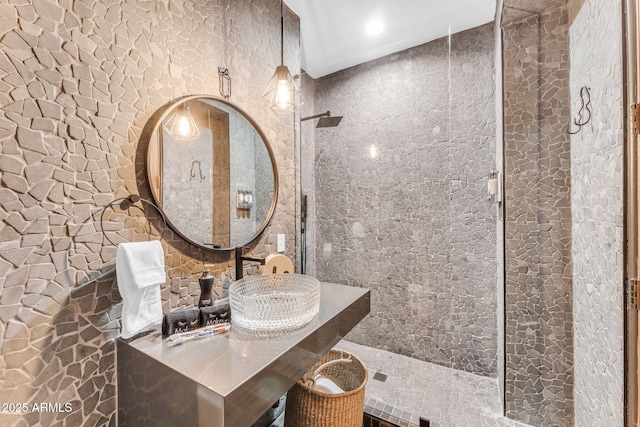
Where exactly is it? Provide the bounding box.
[146,96,277,250]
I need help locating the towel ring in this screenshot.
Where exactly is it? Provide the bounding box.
[99,195,168,246]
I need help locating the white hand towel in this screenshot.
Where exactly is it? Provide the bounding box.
[313,376,345,394]
[116,241,166,339]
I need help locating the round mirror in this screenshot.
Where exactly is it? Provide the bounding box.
[145,95,278,250]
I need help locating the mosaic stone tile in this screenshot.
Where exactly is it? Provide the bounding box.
[337,340,538,427]
[502,4,574,426]
[305,24,498,377]
[0,0,299,425]
[566,0,625,426]
[299,73,317,277]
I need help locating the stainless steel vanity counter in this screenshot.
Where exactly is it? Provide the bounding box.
[117,282,370,427]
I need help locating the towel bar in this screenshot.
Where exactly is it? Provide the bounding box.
[99,195,168,246]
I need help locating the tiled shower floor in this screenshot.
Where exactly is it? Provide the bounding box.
[334,340,533,427]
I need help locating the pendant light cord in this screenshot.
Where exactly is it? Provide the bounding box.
[223,0,230,68]
[280,0,284,66]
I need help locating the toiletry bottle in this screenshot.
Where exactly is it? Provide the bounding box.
[198,270,215,307]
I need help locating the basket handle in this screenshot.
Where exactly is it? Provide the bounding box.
[304,352,353,389]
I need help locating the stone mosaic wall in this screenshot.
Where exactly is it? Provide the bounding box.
[448,24,499,377]
[309,24,498,377]
[502,0,566,25]
[502,6,574,426]
[567,0,625,425]
[299,73,316,276]
[0,0,299,425]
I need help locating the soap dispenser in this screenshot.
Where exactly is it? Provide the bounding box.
[198,270,215,307]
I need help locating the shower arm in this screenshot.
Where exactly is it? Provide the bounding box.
[301,111,331,121]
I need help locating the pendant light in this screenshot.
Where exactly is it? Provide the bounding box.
[165,103,200,141]
[262,0,302,114]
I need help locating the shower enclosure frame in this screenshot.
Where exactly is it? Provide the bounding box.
[625,0,639,425]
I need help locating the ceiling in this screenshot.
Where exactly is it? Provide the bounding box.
[285,0,497,78]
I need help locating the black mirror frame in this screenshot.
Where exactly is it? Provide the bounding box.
[140,95,279,251]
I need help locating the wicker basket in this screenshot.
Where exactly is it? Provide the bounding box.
[285,350,368,427]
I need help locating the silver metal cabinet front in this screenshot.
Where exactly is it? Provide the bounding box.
[117,282,370,427]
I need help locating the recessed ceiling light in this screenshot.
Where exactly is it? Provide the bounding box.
[365,20,384,35]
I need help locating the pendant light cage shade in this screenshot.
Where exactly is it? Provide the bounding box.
[262,65,303,115]
[262,0,303,115]
[165,105,200,140]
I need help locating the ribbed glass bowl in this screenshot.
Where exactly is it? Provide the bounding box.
[229,274,320,334]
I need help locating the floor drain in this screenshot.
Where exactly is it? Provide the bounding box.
[373,371,388,382]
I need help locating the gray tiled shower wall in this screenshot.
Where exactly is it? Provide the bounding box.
[567,0,625,426]
[501,1,627,425]
[502,5,574,426]
[306,23,498,377]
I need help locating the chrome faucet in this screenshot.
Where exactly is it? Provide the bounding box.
[235,246,265,280]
